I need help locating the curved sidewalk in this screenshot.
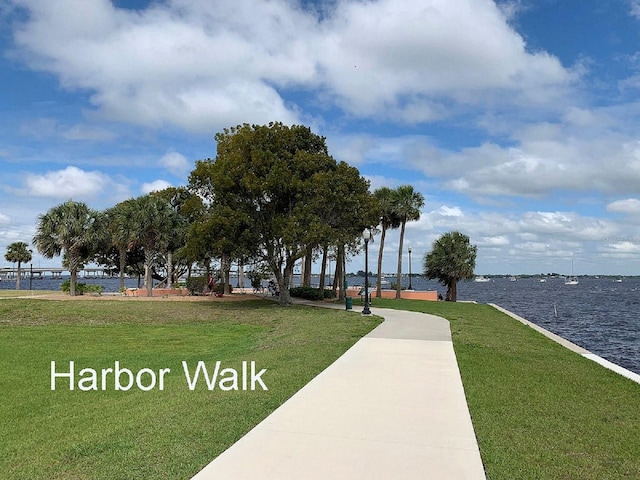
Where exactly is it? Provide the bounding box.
[192,307,486,479]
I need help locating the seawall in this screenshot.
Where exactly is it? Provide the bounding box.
[491,303,640,385]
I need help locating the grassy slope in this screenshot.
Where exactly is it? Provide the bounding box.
[0,299,381,480]
[369,298,640,480]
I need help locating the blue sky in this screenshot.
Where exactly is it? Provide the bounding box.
[2,0,640,275]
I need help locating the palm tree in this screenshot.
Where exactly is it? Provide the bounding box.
[4,242,32,290]
[128,195,179,297]
[394,185,425,299]
[373,187,401,298]
[33,200,102,296]
[106,199,137,292]
[424,231,477,302]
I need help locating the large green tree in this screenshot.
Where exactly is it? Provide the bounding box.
[373,187,401,298]
[424,231,477,302]
[189,122,374,305]
[4,242,32,290]
[394,185,425,299]
[311,161,378,298]
[33,200,102,296]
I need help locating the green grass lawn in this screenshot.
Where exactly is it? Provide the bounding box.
[0,298,381,479]
[0,290,57,298]
[368,298,640,480]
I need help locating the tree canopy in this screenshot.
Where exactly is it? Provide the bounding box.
[423,231,477,302]
[33,200,103,296]
[189,122,375,304]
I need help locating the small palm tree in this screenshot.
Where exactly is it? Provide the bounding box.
[424,231,477,302]
[128,195,179,297]
[106,199,137,292]
[373,187,401,297]
[33,200,102,296]
[4,242,32,290]
[394,185,425,299]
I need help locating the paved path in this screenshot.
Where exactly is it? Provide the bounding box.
[192,307,486,479]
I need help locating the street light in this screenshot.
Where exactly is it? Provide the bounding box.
[408,247,413,290]
[362,229,372,315]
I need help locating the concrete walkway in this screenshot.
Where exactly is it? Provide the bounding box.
[191,307,486,479]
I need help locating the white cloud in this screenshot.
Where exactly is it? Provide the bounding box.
[19,118,116,141]
[160,151,190,177]
[9,0,574,131]
[362,197,640,273]
[317,0,573,116]
[24,166,111,199]
[607,198,640,214]
[603,240,640,253]
[62,123,116,141]
[476,235,510,247]
[630,0,640,19]
[398,118,640,197]
[141,179,172,194]
[437,205,464,217]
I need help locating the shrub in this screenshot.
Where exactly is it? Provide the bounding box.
[215,283,233,295]
[289,287,334,301]
[60,280,103,295]
[323,289,337,299]
[186,276,207,295]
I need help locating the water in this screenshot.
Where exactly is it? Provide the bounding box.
[3,274,639,376]
[0,276,140,293]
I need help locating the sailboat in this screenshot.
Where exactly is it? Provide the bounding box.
[565,259,579,285]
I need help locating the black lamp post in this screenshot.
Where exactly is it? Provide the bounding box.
[408,247,413,290]
[362,229,372,315]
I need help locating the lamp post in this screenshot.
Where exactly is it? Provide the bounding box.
[408,247,413,290]
[362,229,372,315]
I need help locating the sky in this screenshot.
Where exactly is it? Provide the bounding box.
[2,0,640,276]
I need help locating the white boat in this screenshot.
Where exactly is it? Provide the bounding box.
[539,278,547,283]
[565,258,579,285]
[474,275,491,282]
[615,278,623,283]
[509,276,517,282]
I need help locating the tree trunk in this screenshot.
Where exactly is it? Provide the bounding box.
[224,265,231,294]
[119,247,126,292]
[395,220,406,299]
[446,279,457,302]
[376,225,387,298]
[70,269,77,296]
[319,244,328,291]
[277,261,294,306]
[167,251,173,289]
[144,249,154,297]
[16,261,22,290]
[303,246,313,287]
[334,244,345,300]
